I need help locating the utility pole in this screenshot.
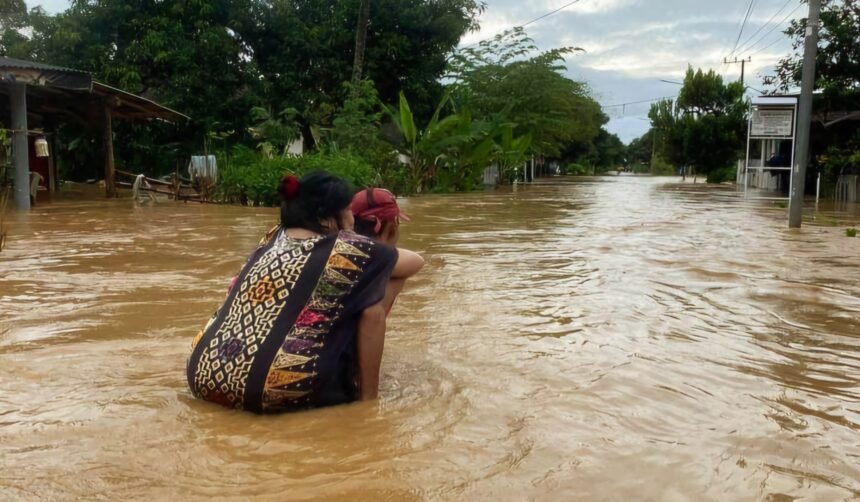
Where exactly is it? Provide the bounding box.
[789,0,821,229]
[351,0,371,87]
[723,57,752,86]
[10,84,30,211]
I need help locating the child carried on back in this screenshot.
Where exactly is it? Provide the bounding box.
[351,188,424,315]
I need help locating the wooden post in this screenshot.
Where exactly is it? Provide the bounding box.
[103,104,116,198]
[47,134,58,194]
[530,155,535,182]
[174,158,180,201]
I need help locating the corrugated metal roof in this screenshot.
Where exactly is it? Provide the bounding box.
[94,82,190,121]
[0,57,188,121]
[0,56,90,75]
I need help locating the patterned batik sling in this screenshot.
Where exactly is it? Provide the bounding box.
[187,230,396,413]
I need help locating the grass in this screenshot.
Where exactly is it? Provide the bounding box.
[847,228,858,238]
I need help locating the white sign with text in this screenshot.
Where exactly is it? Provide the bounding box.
[751,109,794,138]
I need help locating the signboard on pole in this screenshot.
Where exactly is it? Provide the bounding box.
[743,96,798,199]
[751,109,794,138]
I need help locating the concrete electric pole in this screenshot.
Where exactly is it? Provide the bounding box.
[723,57,752,86]
[10,83,30,211]
[789,0,821,229]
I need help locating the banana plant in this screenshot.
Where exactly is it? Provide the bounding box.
[386,92,451,191]
[387,92,501,192]
[493,124,532,183]
[248,107,301,158]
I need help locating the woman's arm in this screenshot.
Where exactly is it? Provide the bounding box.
[392,248,424,279]
[356,302,387,401]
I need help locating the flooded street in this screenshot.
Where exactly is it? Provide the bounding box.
[1,176,859,500]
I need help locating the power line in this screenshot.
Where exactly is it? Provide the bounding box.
[728,0,793,58]
[728,0,759,57]
[737,3,802,56]
[721,0,754,60]
[748,32,791,57]
[520,0,583,29]
[603,96,676,109]
[461,0,583,49]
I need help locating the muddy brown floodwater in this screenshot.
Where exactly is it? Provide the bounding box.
[1,176,859,500]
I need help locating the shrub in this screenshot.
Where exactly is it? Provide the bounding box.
[294,151,378,188]
[650,156,676,176]
[216,146,378,206]
[562,163,590,176]
[707,165,737,184]
[631,162,650,174]
[376,158,412,195]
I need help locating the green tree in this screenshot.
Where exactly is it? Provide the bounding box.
[561,129,624,173]
[448,28,604,159]
[591,130,626,170]
[327,80,404,192]
[649,67,747,181]
[26,0,258,137]
[351,0,371,86]
[626,129,676,175]
[771,0,860,193]
[239,0,484,147]
[329,81,386,153]
[627,129,654,167]
[0,0,31,57]
[1,0,487,186]
[2,0,261,178]
[772,0,859,101]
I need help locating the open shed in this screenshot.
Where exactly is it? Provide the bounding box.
[0,57,188,210]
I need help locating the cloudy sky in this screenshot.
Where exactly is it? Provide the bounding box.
[29,0,803,143]
[459,0,804,142]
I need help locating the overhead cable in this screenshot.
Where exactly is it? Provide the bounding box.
[729,0,793,58]
[461,0,583,49]
[728,0,759,57]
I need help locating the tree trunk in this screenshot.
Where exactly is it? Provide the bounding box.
[351,0,371,87]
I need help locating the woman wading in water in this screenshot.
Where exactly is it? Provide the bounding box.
[187,172,423,413]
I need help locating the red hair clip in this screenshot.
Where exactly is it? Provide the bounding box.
[281,175,300,200]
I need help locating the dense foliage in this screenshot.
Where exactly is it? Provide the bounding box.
[626,129,654,168]
[448,29,604,159]
[1,1,624,199]
[217,147,377,206]
[771,0,859,100]
[447,29,611,180]
[649,67,747,182]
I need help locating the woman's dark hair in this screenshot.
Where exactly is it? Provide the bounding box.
[279,171,353,233]
[353,217,381,237]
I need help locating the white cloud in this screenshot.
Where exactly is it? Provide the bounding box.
[564,0,639,15]
[466,0,801,141]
